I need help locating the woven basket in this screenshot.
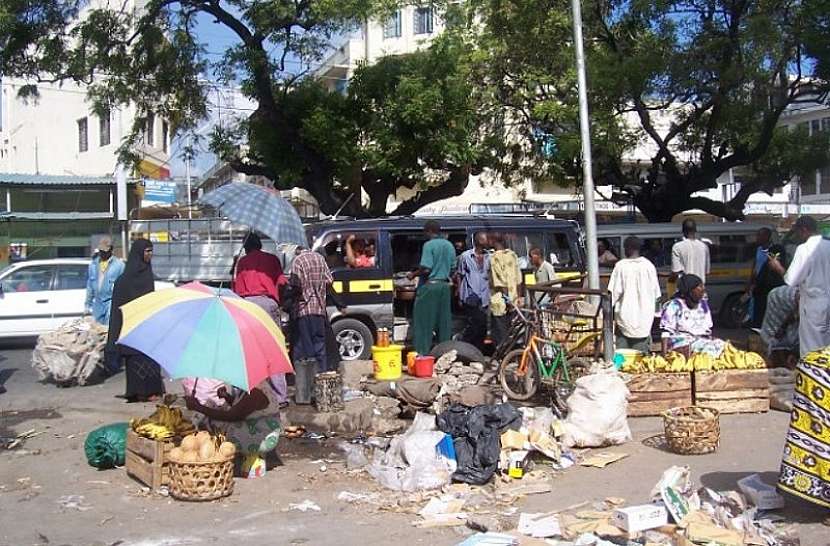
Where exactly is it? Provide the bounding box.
[168,457,234,501]
[663,406,720,455]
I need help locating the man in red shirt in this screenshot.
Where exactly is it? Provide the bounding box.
[233,233,289,405]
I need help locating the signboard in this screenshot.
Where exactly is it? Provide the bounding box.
[142,179,177,205]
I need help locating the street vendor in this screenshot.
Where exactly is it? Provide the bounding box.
[660,274,725,358]
[184,378,283,468]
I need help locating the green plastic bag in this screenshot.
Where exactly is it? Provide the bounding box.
[84,422,129,469]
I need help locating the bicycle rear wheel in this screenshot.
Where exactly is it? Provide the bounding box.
[498,349,540,401]
[552,357,591,414]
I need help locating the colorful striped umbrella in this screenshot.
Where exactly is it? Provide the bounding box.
[198,181,307,247]
[117,282,292,391]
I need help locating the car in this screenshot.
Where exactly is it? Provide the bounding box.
[0,258,174,339]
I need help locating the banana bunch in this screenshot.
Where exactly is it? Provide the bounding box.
[621,351,690,373]
[689,352,716,371]
[710,342,766,370]
[131,404,196,440]
[132,421,175,440]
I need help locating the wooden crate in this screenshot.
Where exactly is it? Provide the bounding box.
[125,430,173,489]
[626,373,693,417]
[693,369,769,414]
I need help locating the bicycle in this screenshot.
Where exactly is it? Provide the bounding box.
[498,331,597,413]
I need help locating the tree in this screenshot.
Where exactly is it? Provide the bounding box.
[466,0,830,221]
[0,1,491,216]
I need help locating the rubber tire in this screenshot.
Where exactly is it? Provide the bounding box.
[331,318,373,361]
[718,293,746,329]
[428,340,486,364]
[552,357,591,415]
[498,348,540,401]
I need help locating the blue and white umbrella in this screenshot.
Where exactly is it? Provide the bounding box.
[198,182,307,246]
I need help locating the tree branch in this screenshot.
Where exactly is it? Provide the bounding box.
[390,166,471,216]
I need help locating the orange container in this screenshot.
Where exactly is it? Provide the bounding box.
[413,356,435,378]
[406,352,418,375]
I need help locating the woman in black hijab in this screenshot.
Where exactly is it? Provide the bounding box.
[107,239,164,402]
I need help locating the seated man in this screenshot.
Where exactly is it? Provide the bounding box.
[345,234,376,268]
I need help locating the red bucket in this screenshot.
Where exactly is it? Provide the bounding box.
[413,356,435,378]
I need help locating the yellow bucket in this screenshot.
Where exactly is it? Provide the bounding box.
[372,344,403,380]
[614,349,643,369]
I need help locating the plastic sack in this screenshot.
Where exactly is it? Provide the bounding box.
[84,422,129,469]
[437,403,522,485]
[338,441,370,469]
[367,412,453,491]
[562,373,631,448]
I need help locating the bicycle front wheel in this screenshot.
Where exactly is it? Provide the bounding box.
[552,357,591,414]
[498,349,540,401]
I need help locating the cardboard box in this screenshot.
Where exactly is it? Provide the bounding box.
[611,504,668,533]
[737,473,785,510]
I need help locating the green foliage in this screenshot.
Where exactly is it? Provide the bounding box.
[466,0,830,221]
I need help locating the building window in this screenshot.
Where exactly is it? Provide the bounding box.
[383,10,402,38]
[801,173,818,196]
[820,166,830,195]
[145,114,155,147]
[77,117,88,153]
[821,117,830,132]
[414,6,434,35]
[811,119,822,134]
[162,120,169,153]
[99,109,111,147]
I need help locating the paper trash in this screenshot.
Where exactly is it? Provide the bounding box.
[610,504,668,533]
[518,513,561,538]
[737,474,785,510]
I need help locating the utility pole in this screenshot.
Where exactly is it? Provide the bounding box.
[185,134,192,219]
[570,0,599,292]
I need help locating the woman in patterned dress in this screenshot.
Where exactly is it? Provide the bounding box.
[778,346,830,514]
[660,274,726,358]
[184,379,283,468]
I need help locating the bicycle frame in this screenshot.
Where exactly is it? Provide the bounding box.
[519,335,569,380]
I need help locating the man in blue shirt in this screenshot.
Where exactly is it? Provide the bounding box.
[408,220,456,354]
[85,237,125,325]
[456,232,490,347]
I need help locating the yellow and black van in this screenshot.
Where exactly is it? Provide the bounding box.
[306,215,586,360]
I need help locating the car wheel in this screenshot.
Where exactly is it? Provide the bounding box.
[332,318,373,361]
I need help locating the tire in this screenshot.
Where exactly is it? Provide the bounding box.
[498,349,540,401]
[331,318,373,361]
[429,340,486,364]
[552,357,591,415]
[718,293,747,329]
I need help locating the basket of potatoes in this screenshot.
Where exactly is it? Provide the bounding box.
[167,431,237,501]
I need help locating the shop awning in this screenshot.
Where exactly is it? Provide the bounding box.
[0,173,114,186]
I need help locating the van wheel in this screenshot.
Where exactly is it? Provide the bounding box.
[719,293,748,329]
[332,318,373,361]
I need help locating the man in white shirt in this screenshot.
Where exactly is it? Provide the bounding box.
[608,236,662,352]
[784,230,830,355]
[670,219,710,283]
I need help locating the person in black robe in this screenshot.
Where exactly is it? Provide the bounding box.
[106,239,164,402]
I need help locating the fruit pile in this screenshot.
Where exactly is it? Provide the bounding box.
[169,431,236,464]
[131,405,196,440]
[621,343,766,374]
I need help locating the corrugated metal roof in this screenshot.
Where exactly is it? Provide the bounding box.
[0,172,114,185]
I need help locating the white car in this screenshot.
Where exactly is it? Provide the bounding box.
[0,258,174,339]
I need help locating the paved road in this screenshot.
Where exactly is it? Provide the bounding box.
[1,343,827,546]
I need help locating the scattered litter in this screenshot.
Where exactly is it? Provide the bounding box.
[419,495,466,519]
[1,429,44,450]
[517,512,561,538]
[287,500,321,512]
[737,473,785,510]
[57,495,93,511]
[579,452,628,468]
[610,504,667,532]
[336,491,378,503]
[456,532,518,546]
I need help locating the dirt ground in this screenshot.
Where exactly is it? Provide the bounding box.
[1,344,828,546]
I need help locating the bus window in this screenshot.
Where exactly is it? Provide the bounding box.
[642,237,675,268]
[547,231,575,268]
[709,234,753,264]
[317,231,380,270]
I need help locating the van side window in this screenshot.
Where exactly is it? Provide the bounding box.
[316,231,379,270]
[390,231,465,274]
[475,230,545,269]
[548,231,575,268]
[642,237,675,268]
[709,234,753,264]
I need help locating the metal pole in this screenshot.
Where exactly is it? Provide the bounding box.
[570,0,599,291]
[186,135,193,219]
